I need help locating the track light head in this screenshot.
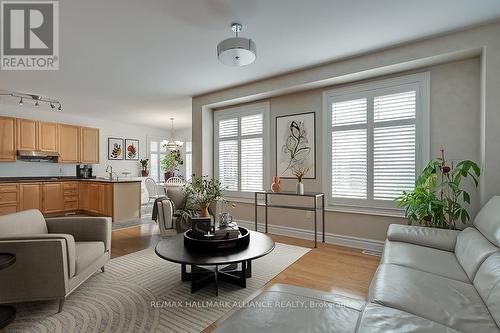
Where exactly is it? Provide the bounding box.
[58,104,62,111]
[19,98,23,106]
[35,100,39,107]
[50,103,55,109]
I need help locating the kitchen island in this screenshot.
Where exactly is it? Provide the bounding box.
[0,177,142,222]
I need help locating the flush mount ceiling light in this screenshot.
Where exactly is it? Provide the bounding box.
[0,90,62,110]
[217,23,256,67]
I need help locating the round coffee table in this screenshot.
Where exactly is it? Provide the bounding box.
[0,253,16,329]
[155,231,275,296]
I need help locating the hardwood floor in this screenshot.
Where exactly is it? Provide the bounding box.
[111,224,380,331]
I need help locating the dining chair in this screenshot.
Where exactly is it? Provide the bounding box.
[145,177,161,209]
[165,177,184,186]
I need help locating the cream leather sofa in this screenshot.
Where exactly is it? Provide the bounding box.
[0,210,111,312]
[215,196,500,333]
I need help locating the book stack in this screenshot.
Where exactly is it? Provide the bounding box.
[213,222,240,240]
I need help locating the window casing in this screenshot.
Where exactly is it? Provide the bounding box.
[148,137,168,182]
[323,73,430,213]
[214,102,270,198]
[185,141,192,181]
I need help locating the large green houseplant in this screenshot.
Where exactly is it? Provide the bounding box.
[161,149,183,180]
[396,150,480,229]
[183,176,223,217]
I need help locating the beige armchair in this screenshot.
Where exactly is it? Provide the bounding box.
[0,210,111,312]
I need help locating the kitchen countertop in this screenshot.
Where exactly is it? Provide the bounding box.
[0,177,142,184]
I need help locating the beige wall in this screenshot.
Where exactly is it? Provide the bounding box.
[217,58,480,242]
[193,21,499,244]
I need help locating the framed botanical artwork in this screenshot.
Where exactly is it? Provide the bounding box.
[108,138,124,160]
[276,112,316,179]
[125,139,139,160]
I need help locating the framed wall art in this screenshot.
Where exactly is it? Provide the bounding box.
[276,112,316,179]
[108,138,124,160]
[125,139,139,160]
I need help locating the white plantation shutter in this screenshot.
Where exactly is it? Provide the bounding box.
[218,140,238,191]
[326,74,428,210]
[214,103,269,195]
[241,138,263,191]
[332,129,367,199]
[373,90,416,200]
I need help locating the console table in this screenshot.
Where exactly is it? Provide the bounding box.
[254,191,325,248]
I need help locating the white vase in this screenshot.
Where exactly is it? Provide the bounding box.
[296,182,304,195]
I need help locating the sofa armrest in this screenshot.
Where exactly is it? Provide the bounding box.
[0,233,75,278]
[0,238,71,303]
[46,217,111,252]
[157,200,173,236]
[387,224,461,251]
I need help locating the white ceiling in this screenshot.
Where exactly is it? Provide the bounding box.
[1,0,500,130]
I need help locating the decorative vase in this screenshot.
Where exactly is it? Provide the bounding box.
[271,176,281,192]
[141,170,149,177]
[296,182,304,195]
[199,203,210,217]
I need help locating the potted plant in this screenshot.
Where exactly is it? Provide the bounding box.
[396,149,480,229]
[183,176,223,217]
[139,158,149,177]
[161,149,183,180]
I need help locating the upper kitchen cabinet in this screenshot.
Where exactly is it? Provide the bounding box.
[58,124,80,163]
[38,121,59,152]
[16,118,38,150]
[80,127,99,163]
[0,117,16,161]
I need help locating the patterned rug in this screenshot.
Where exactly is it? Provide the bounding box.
[6,243,309,333]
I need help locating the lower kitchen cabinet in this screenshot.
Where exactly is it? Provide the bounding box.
[19,183,42,211]
[42,182,64,214]
[0,184,18,215]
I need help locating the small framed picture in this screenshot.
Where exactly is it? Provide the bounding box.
[108,138,124,160]
[125,139,139,160]
[191,217,212,238]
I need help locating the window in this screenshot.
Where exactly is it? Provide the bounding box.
[214,102,270,197]
[148,137,168,182]
[185,141,192,181]
[324,73,429,212]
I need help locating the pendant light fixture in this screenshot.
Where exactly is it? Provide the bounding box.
[164,118,183,151]
[217,23,256,67]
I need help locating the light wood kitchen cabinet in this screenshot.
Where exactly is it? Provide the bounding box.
[99,184,113,217]
[42,182,64,214]
[38,121,58,152]
[16,119,38,150]
[63,181,79,211]
[0,117,16,161]
[80,127,99,163]
[19,183,42,211]
[87,183,100,214]
[58,124,80,163]
[0,184,18,215]
[78,182,89,211]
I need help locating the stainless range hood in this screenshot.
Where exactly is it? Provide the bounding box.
[17,150,60,162]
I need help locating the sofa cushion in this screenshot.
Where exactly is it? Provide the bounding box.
[474,252,500,327]
[387,224,460,251]
[473,195,500,246]
[381,240,469,283]
[0,209,47,235]
[358,303,461,333]
[368,264,498,333]
[214,284,364,333]
[455,227,498,280]
[74,241,105,275]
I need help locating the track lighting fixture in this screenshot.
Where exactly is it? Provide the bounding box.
[0,90,62,110]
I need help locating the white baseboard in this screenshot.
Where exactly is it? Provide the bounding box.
[236,219,384,253]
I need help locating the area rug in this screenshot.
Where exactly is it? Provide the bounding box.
[6,243,310,333]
